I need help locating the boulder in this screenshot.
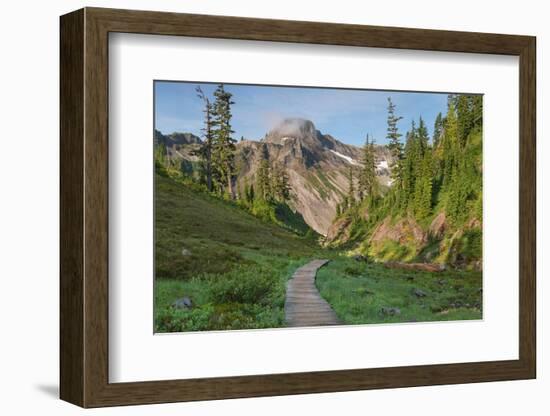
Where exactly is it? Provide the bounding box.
[412,288,427,298]
[380,307,401,316]
[172,296,193,309]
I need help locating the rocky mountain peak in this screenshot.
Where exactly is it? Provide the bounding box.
[265,118,318,142]
[154,130,202,146]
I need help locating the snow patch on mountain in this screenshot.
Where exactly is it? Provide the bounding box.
[330,149,361,166]
[377,160,389,170]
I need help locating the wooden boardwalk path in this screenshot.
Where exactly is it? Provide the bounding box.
[284,259,343,327]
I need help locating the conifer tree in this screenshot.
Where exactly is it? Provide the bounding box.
[433,112,444,147]
[456,95,474,146]
[415,149,433,219]
[471,95,483,127]
[211,84,236,198]
[411,118,429,212]
[247,183,255,203]
[358,134,378,201]
[417,117,429,153]
[256,144,271,201]
[196,86,214,191]
[385,97,404,186]
[272,163,291,202]
[243,177,255,204]
[441,99,459,192]
[401,120,419,209]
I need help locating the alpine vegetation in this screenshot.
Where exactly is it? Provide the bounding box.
[154,82,482,332]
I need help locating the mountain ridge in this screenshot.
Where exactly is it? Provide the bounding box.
[156,118,393,235]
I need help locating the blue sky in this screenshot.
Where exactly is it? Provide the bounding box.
[154,81,448,146]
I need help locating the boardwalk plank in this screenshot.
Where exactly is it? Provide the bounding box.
[284,259,342,327]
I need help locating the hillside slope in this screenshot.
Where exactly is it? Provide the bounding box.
[155,173,320,280]
[154,172,325,332]
[325,105,483,270]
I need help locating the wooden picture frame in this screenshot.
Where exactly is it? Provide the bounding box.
[60,7,536,408]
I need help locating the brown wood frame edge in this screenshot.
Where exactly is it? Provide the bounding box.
[60,7,536,408]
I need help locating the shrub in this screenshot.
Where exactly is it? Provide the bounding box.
[210,265,276,305]
[344,265,363,277]
[460,228,482,260]
[155,305,213,332]
[251,199,277,223]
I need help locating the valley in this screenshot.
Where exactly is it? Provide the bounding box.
[153,83,483,332]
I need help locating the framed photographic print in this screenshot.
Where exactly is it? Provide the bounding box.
[60,7,536,407]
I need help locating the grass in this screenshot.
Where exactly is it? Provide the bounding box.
[155,253,309,332]
[155,173,319,280]
[155,172,482,333]
[154,173,323,332]
[316,256,482,325]
[367,239,418,262]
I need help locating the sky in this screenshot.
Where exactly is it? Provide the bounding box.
[154,81,449,147]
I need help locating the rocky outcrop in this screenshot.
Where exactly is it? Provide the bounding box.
[466,217,482,230]
[154,130,202,163]
[325,216,353,245]
[370,216,427,247]
[429,212,447,239]
[154,130,202,146]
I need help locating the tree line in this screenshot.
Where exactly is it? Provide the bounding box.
[336,134,378,216]
[243,143,292,205]
[337,94,483,229]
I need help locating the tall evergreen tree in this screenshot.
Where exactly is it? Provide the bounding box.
[271,163,291,202]
[455,95,474,146]
[247,183,255,203]
[401,121,417,208]
[417,117,429,153]
[256,144,271,201]
[211,84,236,198]
[385,97,404,186]
[415,148,433,219]
[433,112,444,148]
[358,134,378,200]
[412,118,430,213]
[440,99,459,192]
[471,95,483,127]
[243,177,255,204]
[195,86,214,191]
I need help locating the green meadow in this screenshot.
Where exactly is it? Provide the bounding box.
[154,173,481,332]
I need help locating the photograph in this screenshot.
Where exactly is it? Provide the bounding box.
[153,81,483,333]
